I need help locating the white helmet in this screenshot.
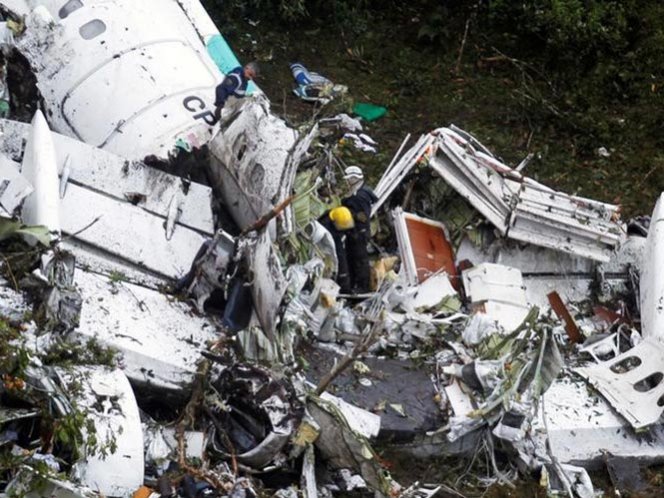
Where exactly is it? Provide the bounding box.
[343,165,364,181]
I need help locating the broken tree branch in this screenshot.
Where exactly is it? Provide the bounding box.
[1,253,19,291]
[61,215,102,242]
[241,177,322,237]
[454,17,471,75]
[240,195,295,236]
[315,317,383,396]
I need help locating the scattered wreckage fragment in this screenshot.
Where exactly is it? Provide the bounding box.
[392,208,458,286]
[0,116,216,282]
[462,262,530,332]
[3,365,143,497]
[54,367,144,496]
[207,100,299,235]
[640,191,664,339]
[17,110,60,244]
[207,364,303,470]
[374,125,623,261]
[574,336,664,430]
[0,151,32,216]
[72,268,219,394]
[6,0,229,159]
[528,376,664,466]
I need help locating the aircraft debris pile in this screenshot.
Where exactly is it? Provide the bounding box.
[1,1,664,497]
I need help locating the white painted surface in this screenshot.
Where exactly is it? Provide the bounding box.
[0,0,29,16]
[640,193,664,339]
[456,237,594,275]
[208,98,298,231]
[0,118,215,280]
[410,273,457,310]
[0,153,33,214]
[60,182,207,278]
[574,337,664,430]
[19,111,60,241]
[462,263,530,331]
[533,376,664,465]
[320,391,381,439]
[15,0,224,159]
[0,117,214,232]
[463,263,527,305]
[57,367,144,497]
[429,127,622,261]
[74,269,219,392]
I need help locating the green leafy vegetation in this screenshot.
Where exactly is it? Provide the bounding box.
[206,0,664,216]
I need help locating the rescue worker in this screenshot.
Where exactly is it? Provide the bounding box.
[318,206,355,294]
[341,166,377,293]
[213,61,259,123]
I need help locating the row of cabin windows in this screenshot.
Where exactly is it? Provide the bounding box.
[59,0,106,40]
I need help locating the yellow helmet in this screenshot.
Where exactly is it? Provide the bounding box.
[329,206,355,231]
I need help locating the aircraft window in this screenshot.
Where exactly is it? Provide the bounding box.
[79,19,106,40]
[59,0,83,19]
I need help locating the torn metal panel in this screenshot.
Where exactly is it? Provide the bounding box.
[307,396,397,495]
[456,236,595,275]
[547,291,582,343]
[319,391,381,440]
[531,376,664,466]
[144,425,207,469]
[429,129,509,232]
[186,230,236,311]
[55,366,144,497]
[72,269,218,393]
[574,337,664,430]
[429,127,622,261]
[454,236,624,310]
[19,110,60,242]
[408,272,459,312]
[0,1,29,16]
[5,468,100,497]
[13,0,225,159]
[579,332,625,363]
[208,99,298,234]
[301,444,317,498]
[209,364,303,470]
[240,230,288,341]
[59,181,208,279]
[462,263,530,331]
[0,153,32,215]
[640,192,664,339]
[463,263,527,304]
[0,118,215,235]
[0,118,216,281]
[372,134,436,216]
[392,208,458,286]
[276,124,319,235]
[444,380,475,418]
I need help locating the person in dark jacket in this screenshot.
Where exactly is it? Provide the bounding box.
[318,206,355,294]
[213,62,259,122]
[341,166,377,293]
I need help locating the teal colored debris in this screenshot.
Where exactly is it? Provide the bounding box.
[352,102,387,121]
[174,138,192,152]
[206,34,258,95]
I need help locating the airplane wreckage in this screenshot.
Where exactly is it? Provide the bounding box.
[0,1,663,497]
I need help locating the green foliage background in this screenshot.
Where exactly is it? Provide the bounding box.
[205,0,664,216]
